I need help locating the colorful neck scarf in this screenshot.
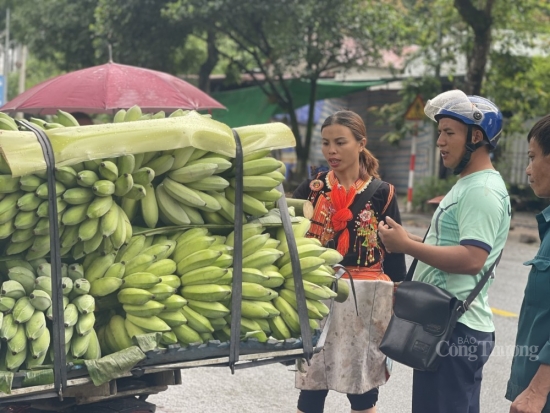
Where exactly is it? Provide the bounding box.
[330,183,357,256]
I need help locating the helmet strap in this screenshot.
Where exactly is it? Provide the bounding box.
[452,125,486,175]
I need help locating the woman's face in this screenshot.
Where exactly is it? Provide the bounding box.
[321,124,365,175]
[526,138,550,198]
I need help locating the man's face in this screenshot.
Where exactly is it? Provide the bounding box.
[526,138,550,198]
[436,117,468,170]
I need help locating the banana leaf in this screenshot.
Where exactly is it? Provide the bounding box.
[84,346,145,386]
[132,332,162,353]
[0,111,296,178]
[21,369,54,387]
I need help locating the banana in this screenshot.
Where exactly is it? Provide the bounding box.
[19,174,44,192]
[143,153,175,176]
[78,217,99,242]
[61,277,74,295]
[157,310,187,327]
[272,297,300,334]
[179,266,227,287]
[0,115,18,131]
[284,278,332,301]
[278,289,324,319]
[5,237,34,256]
[186,300,230,319]
[157,294,187,311]
[161,331,178,345]
[246,189,283,203]
[0,175,20,194]
[242,249,283,269]
[60,187,95,205]
[179,203,204,224]
[123,300,166,317]
[82,328,101,360]
[14,210,39,230]
[241,282,273,301]
[124,183,147,200]
[99,201,119,238]
[159,275,181,289]
[277,244,327,267]
[72,294,95,314]
[146,259,177,277]
[154,184,191,226]
[168,163,217,184]
[124,318,147,339]
[85,252,116,282]
[7,324,27,355]
[1,280,26,299]
[16,192,42,211]
[319,249,344,266]
[116,154,136,176]
[76,311,96,336]
[147,283,175,301]
[0,204,18,226]
[242,157,282,176]
[28,291,51,312]
[268,315,292,340]
[73,278,91,295]
[225,222,264,247]
[187,189,221,212]
[0,296,15,313]
[90,277,124,297]
[209,316,228,332]
[116,234,146,263]
[7,266,36,295]
[241,268,270,284]
[71,331,92,358]
[62,203,90,226]
[125,254,156,276]
[32,218,51,237]
[92,180,116,197]
[64,303,79,327]
[23,311,45,342]
[54,166,78,187]
[173,236,216,263]
[229,176,280,192]
[76,170,98,188]
[278,236,323,254]
[97,161,118,182]
[302,269,337,286]
[225,187,268,217]
[0,192,22,216]
[140,183,158,229]
[107,315,133,350]
[162,178,206,208]
[260,270,285,288]
[241,234,271,258]
[176,249,222,276]
[0,314,18,341]
[170,147,195,170]
[279,256,325,279]
[181,306,214,333]
[87,195,113,219]
[172,324,202,345]
[113,173,134,197]
[55,109,80,127]
[0,219,15,239]
[118,288,155,305]
[121,272,161,289]
[180,284,232,302]
[186,176,230,192]
[103,262,126,279]
[125,313,171,332]
[240,300,271,319]
[126,106,144,122]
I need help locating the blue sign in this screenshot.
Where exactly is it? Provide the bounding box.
[0,75,4,106]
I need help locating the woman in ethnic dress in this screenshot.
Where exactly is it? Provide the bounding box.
[292,110,406,413]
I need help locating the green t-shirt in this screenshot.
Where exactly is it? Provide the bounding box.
[413,169,511,332]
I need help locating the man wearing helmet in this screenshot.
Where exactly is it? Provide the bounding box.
[379,90,511,413]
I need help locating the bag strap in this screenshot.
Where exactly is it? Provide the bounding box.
[349,178,383,218]
[405,226,430,281]
[405,225,503,314]
[461,250,502,312]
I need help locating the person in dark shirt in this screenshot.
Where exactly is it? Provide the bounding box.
[292,110,406,413]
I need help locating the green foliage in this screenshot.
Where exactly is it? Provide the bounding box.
[412,175,458,212]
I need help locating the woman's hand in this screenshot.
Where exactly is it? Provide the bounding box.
[378,216,411,254]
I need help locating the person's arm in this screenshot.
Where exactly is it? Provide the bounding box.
[378,186,406,282]
[379,216,488,275]
[292,179,312,200]
[509,364,550,413]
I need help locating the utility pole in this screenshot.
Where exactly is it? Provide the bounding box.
[3,8,9,105]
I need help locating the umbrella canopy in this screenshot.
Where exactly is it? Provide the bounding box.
[0,62,225,115]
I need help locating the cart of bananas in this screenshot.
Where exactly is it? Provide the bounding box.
[0,108,343,376]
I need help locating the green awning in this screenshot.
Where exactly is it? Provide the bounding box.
[211,79,390,127]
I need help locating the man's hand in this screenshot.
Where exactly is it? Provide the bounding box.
[378,216,411,254]
[510,387,547,413]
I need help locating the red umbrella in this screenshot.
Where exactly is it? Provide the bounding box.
[0,62,225,115]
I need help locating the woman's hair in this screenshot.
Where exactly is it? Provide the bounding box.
[527,114,550,156]
[321,110,380,180]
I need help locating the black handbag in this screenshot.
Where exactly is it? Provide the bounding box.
[379,245,502,372]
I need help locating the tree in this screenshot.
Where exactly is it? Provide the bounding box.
[166,0,408,180]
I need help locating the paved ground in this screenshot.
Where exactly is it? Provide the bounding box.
[149,210,542,413]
